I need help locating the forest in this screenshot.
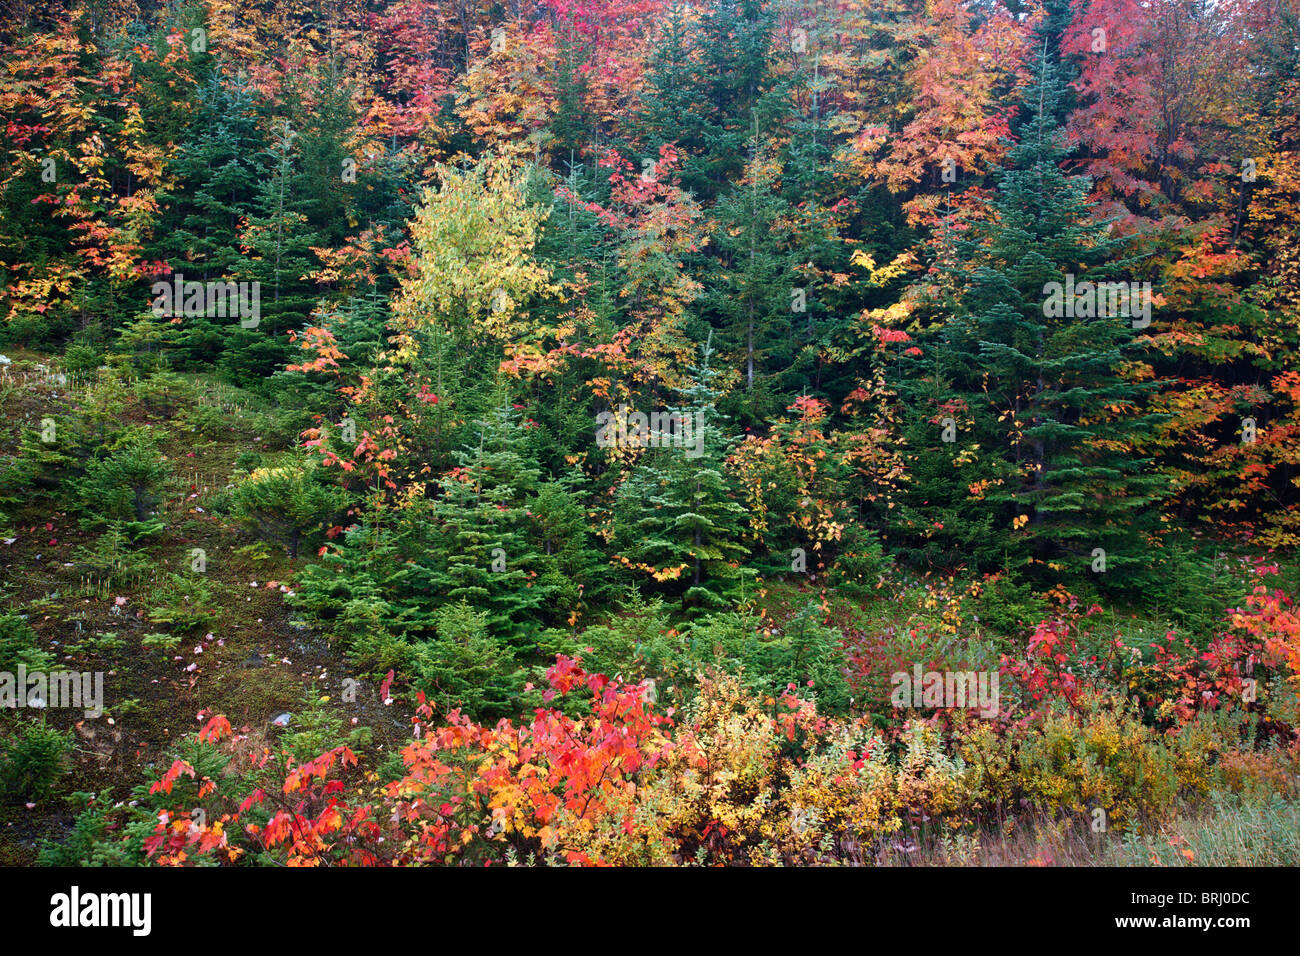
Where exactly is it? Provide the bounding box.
[0,0,1298,869]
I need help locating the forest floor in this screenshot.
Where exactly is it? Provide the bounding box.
[0,354,416,864]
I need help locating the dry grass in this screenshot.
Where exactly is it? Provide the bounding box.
[873,790,1300,866]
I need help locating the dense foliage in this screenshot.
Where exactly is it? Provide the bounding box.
[1,0,1299,866]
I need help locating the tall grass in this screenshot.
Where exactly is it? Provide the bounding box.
[878,791,1300,866]
[1102,792,1300,866]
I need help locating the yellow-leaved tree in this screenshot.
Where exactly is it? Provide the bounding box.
[387,150,559,363]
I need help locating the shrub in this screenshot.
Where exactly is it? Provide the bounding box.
[0,611,55,672]
[413,602,524,720]
[63,344,102,375]
[542,592,683,689]
[180,402,233,439]
[248,407,315,451]
[0,720,75,801]
[74,429,170,533]
[279,685,372,761]
[1014,696,1181,831]
[38,791,150,866]
[71,526,157,589]
[685,604,852,713]
[228,453,346,557]
[145,572,221,633]
[828,524,891,592]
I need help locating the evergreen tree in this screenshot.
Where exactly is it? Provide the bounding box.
[150,72,265,369]
[228,450,346,558]
[548,27,593,176]
[290,520,421,675]
[412,399,552,640]
[527,466,613,617]
[226,118,325,384]
[635,0,777,201]
[611,336,751,612]
[154,72,263,283]
[693,0,778,197]
[635,3,709,172]
[918,48,1167,586]
[704,125,798,427]
[413,601,524,720]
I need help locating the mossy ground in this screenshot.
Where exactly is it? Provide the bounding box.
[0,356,413,863]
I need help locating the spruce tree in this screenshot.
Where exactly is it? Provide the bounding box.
[155,72,262,284]
[634,3,711,196]
[704,124,797,426]
[227,118,325,384]
[413,398,551,640]
[635,0,777,201]
[612,335,751,612]
[928,48,1167,586]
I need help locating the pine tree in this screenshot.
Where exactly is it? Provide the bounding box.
[634,3,709,193]
[704,123,797,426]
[413,601,524,720]
[151,71,265,370]
[227,117,325,384]
[290,520,421,675]
[925,47,1167,586]
[611,335,751,612]
[413,398,552,640]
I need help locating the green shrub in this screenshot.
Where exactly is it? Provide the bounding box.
[38,791,148,866]
[248,407,315,451]
[132,371,190,418]
[228,453,345,557]
[232,449,264,472]
[686,603,852,712]
[279,685,372,761]
[413,602,524,719]
[289,523,413,644]
[347,621,414,678]
[74,429,170,532]
[141,632,182,653]
[145,572,221,633]
[829,525,891,592]
[63,344,102,375]
[0,720,75,801]
[974,573,1048,642]
[547,592,682,686]
[181,402,235,439]
[71,526,157,588]
[0,612,55,672]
